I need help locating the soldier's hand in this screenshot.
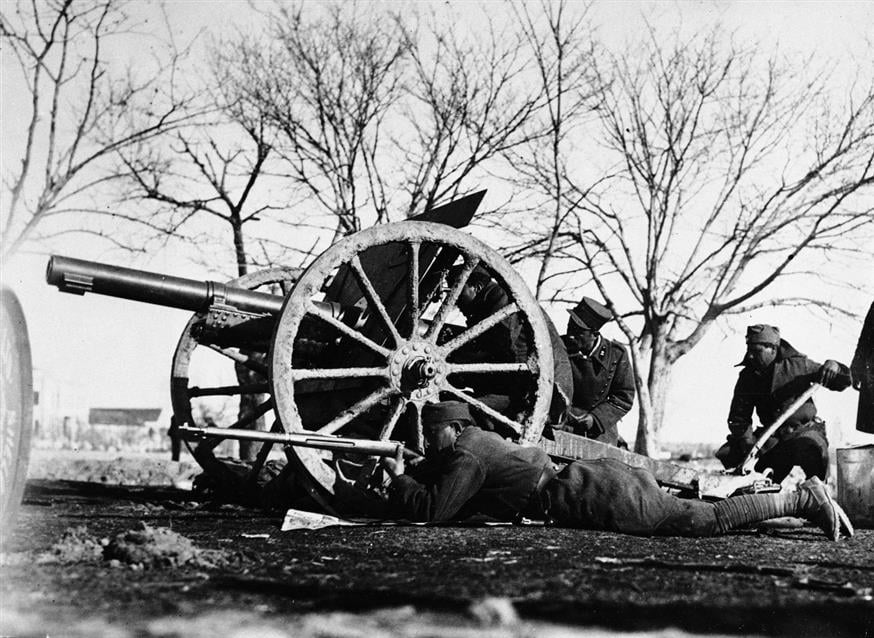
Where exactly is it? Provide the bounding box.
[381,446,405,479]
[549,420,572,433]
[820,360,841,385]
[566,408,595,434]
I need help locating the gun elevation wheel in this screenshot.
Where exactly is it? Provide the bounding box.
[270,221,554,515]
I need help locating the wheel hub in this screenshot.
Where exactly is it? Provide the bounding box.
[390,340,445,401]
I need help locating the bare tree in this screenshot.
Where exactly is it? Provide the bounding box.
[114,65,318,463]
[394,5,541,215]
[0,0,192,262]
[504,24,874,454]
[212,1,545,239]
[116,95,316,277]
[497,0,600,298]
[214,2,408,243]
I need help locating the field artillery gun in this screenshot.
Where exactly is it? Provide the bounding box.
[45,192,776,517]
[46,194,566,515]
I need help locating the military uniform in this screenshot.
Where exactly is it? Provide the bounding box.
[564,336,635,445]
[453,279,573,423]
[561,297,635,446]
[389,424,717,535]
[851,302,874,433]
[389,425,553,522]
[386,402,853,541]
[718,331,852,482]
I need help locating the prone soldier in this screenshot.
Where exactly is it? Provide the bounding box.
[381,401,853,541]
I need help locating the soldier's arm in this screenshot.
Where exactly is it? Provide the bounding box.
[388,449,486,522]
[799,356,851,391]
[727,374,755,436]
[589,345,636,432]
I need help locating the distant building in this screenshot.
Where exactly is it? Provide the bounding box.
[74,408,166,452]
[89,408,162,427]
[32,368,88,443]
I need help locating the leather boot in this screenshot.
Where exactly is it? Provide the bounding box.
[796,476,854,541]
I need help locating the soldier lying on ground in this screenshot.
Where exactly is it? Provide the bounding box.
[717,324,852,481]
[381,401,854,541]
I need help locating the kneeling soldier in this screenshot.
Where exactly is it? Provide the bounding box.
[717,324,852,481]
[382,401,853,541]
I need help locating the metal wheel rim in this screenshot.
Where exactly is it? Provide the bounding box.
[0,288,33,541]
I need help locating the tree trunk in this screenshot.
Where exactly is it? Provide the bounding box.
[628,341,656,456]
[233,218,248,277]
[632,327,674,456]
[645,352,674,455]
[633,383,656,456]
[231,217,265,462]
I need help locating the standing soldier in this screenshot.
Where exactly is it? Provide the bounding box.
[851,302,874,433]
[717,324,852,482]
[556,297,635,448]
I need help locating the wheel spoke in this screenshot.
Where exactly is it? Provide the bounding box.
[424,256,479,342]
[188,382,270,398]
[378,396,407,440]
[316,386,396,436]
[350,254,402,346]
[408,240,420,339]
[447,362,531,374]
[198,398,274,452]
[441,303,519,354]
[443,385,523,436]
[205,344,269,376]
[308,302,392,358]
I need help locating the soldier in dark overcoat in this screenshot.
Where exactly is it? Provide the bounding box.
[381,401,853,541]
[851,302,874,433]
[555,297,635,447]
[446,265,573,426]
[717,324,852,482]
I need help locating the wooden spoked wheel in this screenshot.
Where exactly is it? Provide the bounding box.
[170,267,299,494]
[270,221,554,514]
[0,287,33,544]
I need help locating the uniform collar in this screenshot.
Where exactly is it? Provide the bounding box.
[576,334,604,361]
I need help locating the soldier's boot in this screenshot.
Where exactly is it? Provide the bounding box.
[795,476,854,541]
[713,477,853,541]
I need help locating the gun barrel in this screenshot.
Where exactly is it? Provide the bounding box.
[46,255,284,315]
[177,425,421,459]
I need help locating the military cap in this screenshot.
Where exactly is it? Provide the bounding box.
[745,324,780,346]
[568,297,612,331]
[421,401,473,427]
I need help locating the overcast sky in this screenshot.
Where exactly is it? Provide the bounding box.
[2,0,872,447]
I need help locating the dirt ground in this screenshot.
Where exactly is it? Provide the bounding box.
[1,452,872,638]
